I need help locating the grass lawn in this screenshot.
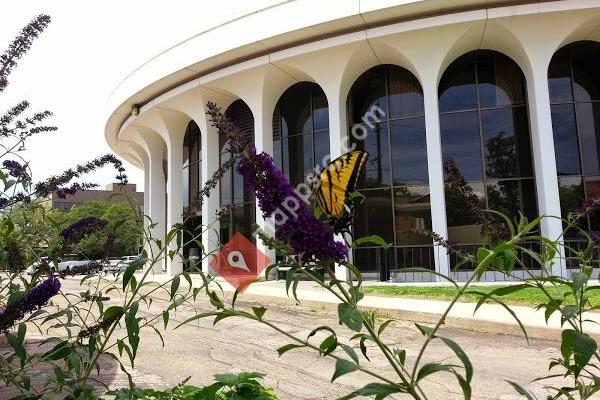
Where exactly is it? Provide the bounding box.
[362,284,600,307]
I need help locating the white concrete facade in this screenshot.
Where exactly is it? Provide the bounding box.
[105,0,600,279]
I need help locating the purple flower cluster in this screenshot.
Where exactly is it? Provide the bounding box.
[34,154,126,199]
[2,159,29,181]
[0,277,61,333]
[237,147,347,262]
[0,197,7,209]
[60,217,107,242]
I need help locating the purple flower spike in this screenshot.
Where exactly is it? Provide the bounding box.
[0,277,61,333]
[237,147,347,262]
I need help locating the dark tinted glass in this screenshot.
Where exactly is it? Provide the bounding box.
[481,107,532,178]
[388,66,424,118]
[445,181,485,243]
[559,176,584,223]
[548,46,573,103]
[273,139,282,170]
[571,41,600,102]
[350,123,391,188]
[312,88,329,131]
[551,104,581,175]
[439,52,477,112]
[353,189,394,243]
[349,66,387,124]
[478,51,526,108]
[314,130,330,168]
[390,118,428,184]
[232,203,256,243]
[220,151,232,206]
[393,185,432,245]
[283,134,312,187]
[440,111,482,180]
[576,103,600,176]
[279,83,312,135]
[352,247,394,273]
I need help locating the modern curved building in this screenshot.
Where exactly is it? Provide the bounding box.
[105,0,600,281]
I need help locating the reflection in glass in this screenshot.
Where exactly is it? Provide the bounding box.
[438,52,477,112]
[393,186,431,245]
[440,50,538,245]
[353,189,394,244]
[221,100,256,244]
[347,64,430,275]
[390,118,428,184]
[273,82,330,189]
[551,104,581,175]
[576,103,600,176]
[549,41,600,234]
[481,107,532,178]
[440,112,482,180]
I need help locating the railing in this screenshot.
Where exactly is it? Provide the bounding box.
[353,245,434,281]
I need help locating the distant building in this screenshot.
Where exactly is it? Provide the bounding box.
[48,183,144,211]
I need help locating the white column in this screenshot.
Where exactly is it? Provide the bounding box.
[142,155,151,260]
[422,81,451,279]
[253,103,277,274]
[201,123,221,274]
[147,139,166,273]
[326,87,351,281]
[527,60,565,277]
[166,134,184,276]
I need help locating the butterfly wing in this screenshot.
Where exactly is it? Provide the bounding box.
[316,151,368,219]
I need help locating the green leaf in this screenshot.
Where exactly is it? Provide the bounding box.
[340,343,360,364]
[277,343,305,356]
[331,359,359,382]
[162,311,169,328]
[252,306,266,320]
[320,334,338,356]
[506,380,537,400]
[170,275,180,300]
[416,363,453,382]
[122,258,145,291]
[338,383,405,399]
[103,306,124,324]
[338,304,363,332]
[415,323,434,337]
[561,329,597,378]
[352,235,391,249]
[441,337,473,383]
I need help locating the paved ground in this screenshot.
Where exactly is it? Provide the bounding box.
[7,277,570,399]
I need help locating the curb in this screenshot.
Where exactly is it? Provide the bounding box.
[232,290,565,341]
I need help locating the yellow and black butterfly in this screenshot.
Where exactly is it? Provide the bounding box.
[314,150,369,234]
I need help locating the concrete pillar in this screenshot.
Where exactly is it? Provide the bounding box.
[422,80,451,279]
[325,86,352,281]
[166,132,184,276]
[526,59,565,277]
[147,136,166,272]
[200,114,221,274]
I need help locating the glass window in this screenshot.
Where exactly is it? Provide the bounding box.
[393,186,432,245]
[440,50,538,246]
[441,111,482,180]
[549,41,600,234]
[390,118,428,184]
[221,100,256,244]
[273,82,330,189]
[438,52,477,112]
[182,121,201,210]
[353,189,394,243]
[347,65,430,276]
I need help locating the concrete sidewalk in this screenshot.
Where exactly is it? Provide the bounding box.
[139,273,600,341]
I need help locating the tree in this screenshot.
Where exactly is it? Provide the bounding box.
[49,201,143,260]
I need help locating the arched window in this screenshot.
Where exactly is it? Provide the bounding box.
[439,50,537,245]
[548,41,600,235]
[347,65,431,279]
[220,99,256,244]
[272,82,330,187]
[182,121,201,211]
[182,121,201,265]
